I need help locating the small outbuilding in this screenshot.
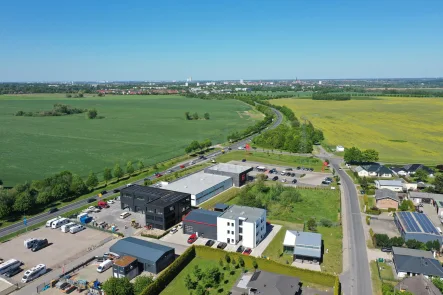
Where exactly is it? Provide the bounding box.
[112,256,139,280]
[283,230,322,263]
[110,237,175,274]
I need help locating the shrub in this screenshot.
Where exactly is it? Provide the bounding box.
[334,277,341,295]
[387,208,396,212]
[319,218,333,227]
[366,215,370,225]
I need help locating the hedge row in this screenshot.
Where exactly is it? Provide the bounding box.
[141,246,196,295]
[194,246,336,287]
[141,230,169,240]
[334,277,341,295]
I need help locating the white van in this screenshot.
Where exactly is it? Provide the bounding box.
[21,264,46,283]
[96,259,113,273]
[120,212,131,219]
[69,225,85,234]
[0,259,21,275]
[51,218,69,229]
[46,217,61,227]
[77,213,88,221]
[61,222,77,233]
[24,238,38,249]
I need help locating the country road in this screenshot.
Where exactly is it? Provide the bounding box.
[0,107,283,239]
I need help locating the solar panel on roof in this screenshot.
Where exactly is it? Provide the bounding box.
[415,213,439,235]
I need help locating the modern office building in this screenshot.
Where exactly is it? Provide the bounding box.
[394,211,442,244]
[182,209,222,240]
[110,237,175,274]
[120,185,191,230]
[205,163,253,187]
[163,172,232,207]
[217,205,266,248]
[112,256,139,280]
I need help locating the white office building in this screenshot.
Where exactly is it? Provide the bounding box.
[217,205,266,248]
[163,172,232,207]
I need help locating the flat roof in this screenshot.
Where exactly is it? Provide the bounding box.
[409,192,443,202]
[214,203,229,211]
[110,237,173,262]
[113,255,137,267]
[183,209,222,226]
[219,205,265,221]
[206,163,253,174]
[163,172,231,195]
[121,184,190,207]
[375,180,403,186]
[395,211,440,235]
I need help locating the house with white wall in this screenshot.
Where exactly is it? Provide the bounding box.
[217,205,266,249]
[392,247,443,279]
[375,180,404,192]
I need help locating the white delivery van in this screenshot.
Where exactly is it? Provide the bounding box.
[69,225,85,234]
[24,238,38,249]
[96,259,113,273]
[21,264,46,283]
[77,213,88,221]
[51,218,69,229]
[46,217,61,227]
[61,222,77,233]
[120,212,131,219]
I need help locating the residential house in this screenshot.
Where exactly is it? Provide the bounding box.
[403,164,435,177]
[408,192,443,207]
[355,163,394,178]
[336,145,345,152]
[237,270,301,295]
[283,231,322,263]
[375,189,400,209]
[392,247,443,279]
[375,180,404,192]
[395,275,442,295]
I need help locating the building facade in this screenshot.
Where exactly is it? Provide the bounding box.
[112,256,139,280]
[375,180,404,192]
[217,205,266,248]
[182,209,221,240]
[204,163,253,187]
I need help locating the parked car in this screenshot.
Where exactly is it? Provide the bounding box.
[103,252,120,260]
[291,173,295,177]
[187,234,198,244]
[31,239,49,252]
[217,242,227,249]
[167,170,173,174]
[322,181,331,185]
[180,165,185,169]
[205,240,215,247]
[107,200,115,205]
[48,207,58,214]
[242,248,252,255]
[170,227,178,234]
[190,161,195,165]
[280,171,286,175]
[360,190,365,194]
[88,206,100,213]
[4,267,22,278]
[292,179,297,184]
[155,173,163,178]
[381,247,392,253]
[113,189,120,193]
[286,168,293,171]
[237,147,244,150]
[87,198,96,203]
[236,246,245,253]
[241,159,246,162]
[272,176,278,181]
[228,147,232,150]
[100,190,107,195]
[281,178,287,183]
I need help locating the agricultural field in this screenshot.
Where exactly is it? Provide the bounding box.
[0,94,259,186]
[271,96,443,164]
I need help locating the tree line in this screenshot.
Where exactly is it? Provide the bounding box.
[344,147,379,164]
[184,139,212,154]
[185,112,210,120]
[0,83,98,95]
[102,275,153,295]
[312,93,351,101]
[15,103,87,117]
[0,160,145,220]
[373,233,440,252]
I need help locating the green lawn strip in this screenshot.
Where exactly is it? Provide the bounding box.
[199,187,242,210]
[370,261,383,295]
[216,151,323,171]
[378,262,395,281]
[345,169,359,184]
[161,257,241,295]
[262,226,294,265]
[318,226,343,275]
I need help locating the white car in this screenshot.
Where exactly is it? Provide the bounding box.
[107,200,115,205]
[88,206,100,213]
[281,178,287,183]
[237,147,244,150]
[170,227,178,234]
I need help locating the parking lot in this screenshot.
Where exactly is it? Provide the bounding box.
[370,215,400,238]
[86,199,145,236]
[228,160,333,187]
[0,226,111,282]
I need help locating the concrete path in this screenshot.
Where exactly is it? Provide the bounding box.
[251,224,282,257]
[291,261,321,271]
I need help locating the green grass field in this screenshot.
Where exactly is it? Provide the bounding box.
[216,151,324,171]
[0,94,258,185]
[271,96,443,164]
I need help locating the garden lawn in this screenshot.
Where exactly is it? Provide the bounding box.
[161,257,241,295]
[271,96,443,164]
[199,187,241,209]
[216,151,324,171]
[0,94,258,186]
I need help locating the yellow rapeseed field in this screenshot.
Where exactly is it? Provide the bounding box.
[271,97,443,164]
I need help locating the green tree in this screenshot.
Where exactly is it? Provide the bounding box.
[252,259,258,270]
[204,112,210,120]
[185,112,191,120]
[414,169,428,182]
[361,177,369,191]
[344,147,363,163]
[219,258,224,268]
[87,109,98,119]
[307,218,317,231]
[238,256,245,267]
[102,277,134,295]
[389,236,405,247]
[201,139,212,150]
[104,168,112,184]
[405,239,424,249]
[203,267,222,288]
[362,149,379,162]
[184,274,197,290]
[434,174,443,193]
[137,160,145,171]
[70,174,88,196]
[13,190,35,214]
[399,200,414,211]
[194,284,207,295]
[193,265,203,280]
[225,253,231,264]
[0,190,14,219]
[126,161,135,175]
[86,171,99,188]
[192,112,199,120]
[133,275,153,295]
[113,163,124,180]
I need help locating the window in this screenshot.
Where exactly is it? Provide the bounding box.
[227,222,230,226]
[231,223,234,227]
[227,230,230,234]
[239,228,243,234]
[231,231,234,235]
[239,220,243,226]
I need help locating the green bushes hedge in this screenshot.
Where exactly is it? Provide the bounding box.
[194,246,336,287]
[334,277,341,295]
[141,230,169,240]
[141,246,196,295]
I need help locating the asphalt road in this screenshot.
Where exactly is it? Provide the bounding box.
[0,107,283,239]
[332,159,372,295]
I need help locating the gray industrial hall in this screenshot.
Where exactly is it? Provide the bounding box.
[110,237,175,274]
[205,163,253,187]
[182,209,221,240]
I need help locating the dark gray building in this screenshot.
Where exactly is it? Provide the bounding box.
[246,270,301,295]
[392,247,443,278]
[394,211,442,245]
[110,237,175,274]
[182,209,221,240]
[120,185,191,230]
[112,256,139,280]
[204,163,253,187]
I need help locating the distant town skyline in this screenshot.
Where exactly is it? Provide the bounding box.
[1,0,442,82]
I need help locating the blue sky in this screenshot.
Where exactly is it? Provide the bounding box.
[1,0,442,81]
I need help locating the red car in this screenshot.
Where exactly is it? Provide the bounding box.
[155,173,163,178]
[242,248,252,255]
[187,233,198,244]
[97,201,109,209]
[180,164,185,169]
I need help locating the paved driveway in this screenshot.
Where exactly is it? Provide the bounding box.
[370,218,400,238]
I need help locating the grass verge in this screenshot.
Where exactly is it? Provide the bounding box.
[370,261,383,295]
[199,187,241,210]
